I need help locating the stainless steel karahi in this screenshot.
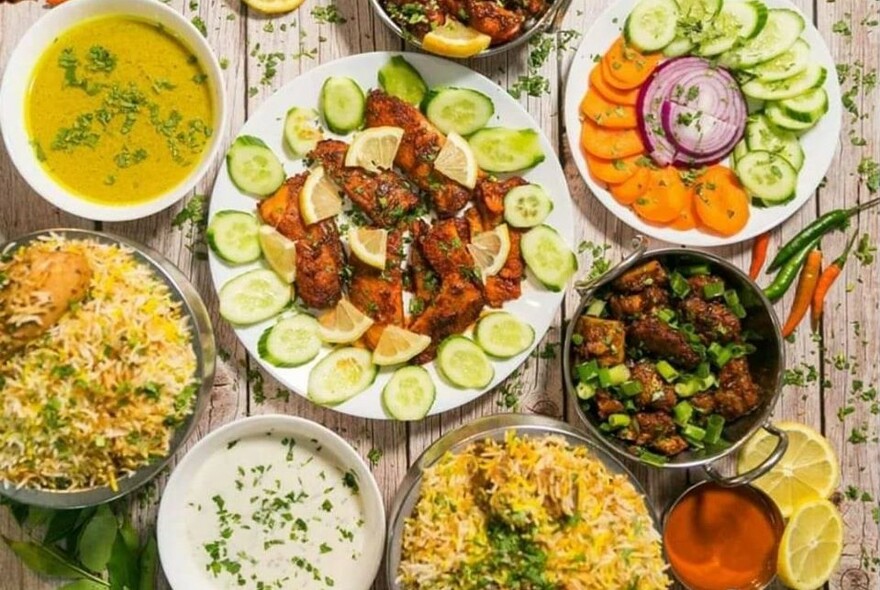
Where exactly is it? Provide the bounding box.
[0,229,216,508]
[370,0,574,59]
[384,413,660,588]
[562,236,788,485]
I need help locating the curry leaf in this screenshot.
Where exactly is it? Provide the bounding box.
[107,532,138,590]
[1,536,102,582]
[77,505,118,572]
[138,533,159,590]
[119,517,139,553]
[45,509,86,544]
[60,581,108,590]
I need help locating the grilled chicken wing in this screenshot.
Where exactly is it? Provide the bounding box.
[440,0,526,44]
[365,90,471,217]
[258,174,345,310]
[350,229,405,349]
[408,219,485,363]
[307,139,420,228]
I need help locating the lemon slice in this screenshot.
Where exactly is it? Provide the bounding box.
[468,224,511,279]
[422,18,492,59]
[372,326,432,366]
[737,421,840,518]
[434,132,478,189]
[258,225,297,283]
[777,499,844,590]
[348,227,387,270]
[300,166,342,225]
[317,299,374,344]
[242,0,304,15]
[344,126,404,173]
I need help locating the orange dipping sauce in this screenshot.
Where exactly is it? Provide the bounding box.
[664,482,784,590]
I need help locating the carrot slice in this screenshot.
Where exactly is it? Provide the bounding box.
[586,153,644,184]
[580,119,645,160]
[670,184,699,231]
[633,166,687,223]
[610,166,651,205]
[602,37,662,91]
[693,166,751,237]
[580,87,638,129]
[590,65,640,106]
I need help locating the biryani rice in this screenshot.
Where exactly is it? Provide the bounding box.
[0,236,198,491]
[399,432,670,590]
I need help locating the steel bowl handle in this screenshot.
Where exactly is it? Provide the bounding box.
[574,235,648,295]
[703,423,788,487]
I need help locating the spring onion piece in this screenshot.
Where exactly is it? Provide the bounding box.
[576,381,596,400]
[656,360,679,382]
[683,424,707,441]
[704,415,726,445]
[586,299,607,317]
[673,401,694,426]
[598,364,631,388]
[670,271,691,298]
[608,414,632,429]
[708,342,734,367]
[577,360,600,383]
[620,380,644,397]
[639,450,669,466]
[724,289,747,318]
[681,263,711,276]
[703,281,726,299]
[655,308,676,323]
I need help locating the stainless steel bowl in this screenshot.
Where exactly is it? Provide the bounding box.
[0,229,215,508]
[369,0,573,59]
[562,237,788,486]
[385,413,660,587]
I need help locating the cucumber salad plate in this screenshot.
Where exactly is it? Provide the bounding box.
[208,52,575,420]
[564,0,842,247]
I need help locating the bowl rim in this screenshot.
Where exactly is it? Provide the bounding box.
[157,413,386,590]
[561,247,786,471]
[0,0,228,222]
[0,228,216,508]
[384,413,660,588]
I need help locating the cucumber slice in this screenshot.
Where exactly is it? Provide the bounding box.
[732,139,749,167]
[777,88,828,123]
[436,336,494,389]
[258,315,321,368]
[765,103,817,132]
[676,0,721,20]
[283,107,323,158]
[663,36,694,57]
[720,9,805,68]
[745,114,804,170]
[226,135,285,197]
[503,183,553,228]
[378,55,428,106]
[468,128,545,173]
[308,347,377,405]
[741,63,826,101]
[207,210,261,265]
[696,1,769,57]
[219,269,291,325]
[744,38,810,82]
[623,0,679,52]
[382,366,436,420]
[320,76,366,135]
[474,312,535,358]
[735,150,799,204]
[521,225,577,292]
[422,87,495,136]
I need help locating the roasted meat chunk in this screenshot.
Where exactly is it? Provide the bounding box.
[679,295,742,344]
[595,390,625,420]
[714,357,761,420]
[613,261,669,293]
[407,219,440,318]
[652,435,689,456]
[690,392,716,415]
[631,361,677,412]
[627,316,701,369]
[619,412,677,446]
[686,274,725,299]
[608,286,670,319]
[349,229,405,350]
[575,316,626,367]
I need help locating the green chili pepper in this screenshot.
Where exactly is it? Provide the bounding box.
[764,236,822,302]
[766,198,880,272]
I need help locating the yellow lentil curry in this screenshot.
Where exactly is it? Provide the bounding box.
[26,16,214,206]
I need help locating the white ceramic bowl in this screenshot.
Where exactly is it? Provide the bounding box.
[157,415,386,590]
[0,0,227,222]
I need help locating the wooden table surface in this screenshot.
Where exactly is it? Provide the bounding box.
[1,0,878,589]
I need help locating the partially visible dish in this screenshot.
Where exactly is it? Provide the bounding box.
[396,431,670,589]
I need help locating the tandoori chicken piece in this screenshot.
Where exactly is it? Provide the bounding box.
[307,139,421,228]
[406,220,440,320]
[349,229,405,350]
[474,176,526,227]
[365,90,471,217]
[408,219,485,363]
[258,174,345,310]
[440,0,526,45]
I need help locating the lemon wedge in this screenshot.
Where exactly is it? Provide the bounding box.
[317,299,374,344]
[258,225,297,283]
[777,499,844,590]
[737,421,840,518]
[422,18,492,59]
[300,166,342,225]
[372,326,432,366]
[348,227,388,270]
[344,126,404,173]
[434,132,479,189]
[468,224,511,279]
[241,0,304,15]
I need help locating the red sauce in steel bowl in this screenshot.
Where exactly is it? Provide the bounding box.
[663,481,784,590]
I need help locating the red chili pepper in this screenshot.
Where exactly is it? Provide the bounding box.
[810,233,858,332]
[749,232,771,280]
[781,249,822,338]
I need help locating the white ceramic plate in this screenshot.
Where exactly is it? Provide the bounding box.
[563,0,842,247]
[157,415,385,590]
[208,52,573,420]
